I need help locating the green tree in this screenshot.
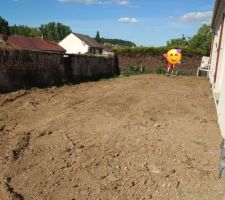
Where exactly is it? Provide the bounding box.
[167,34,189,48]
[39,22,71,42]
[95,31,101,43]
[0,16,10,35]
[10,25,41,37]
[100,38,136,47]
[187,24,212,55]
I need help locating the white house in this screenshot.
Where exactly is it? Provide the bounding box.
[59,33,103,55]
[210,0,225,176]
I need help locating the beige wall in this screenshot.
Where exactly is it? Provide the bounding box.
[212,14,225,95]
[209,25,220,84]
[211,5,225,140]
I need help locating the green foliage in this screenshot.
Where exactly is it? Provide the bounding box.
[121,66,143,77]
[101,38,136,47]
[0,15,212,56]
[0,16,72,42]
[10,25,41,37]
[187,24,212,56]
[114,25,212,56]
[39,22,72,42]
[155,68,166,74]
[167,24,212,56]
[114,46,204,56]
[92,30,136,47]
[121,65,166,77]
[120,65,195,77]
[0,16,10,35]
[167,34,190,48]
[114,46,163,55]
[144,110,157,122]
[95,31,101,43]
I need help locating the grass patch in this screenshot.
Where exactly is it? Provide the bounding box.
[144,110,157,122]
[120,65,195,77]
[121,66,166,77]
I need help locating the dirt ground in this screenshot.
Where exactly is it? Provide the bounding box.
[0,74,225,200]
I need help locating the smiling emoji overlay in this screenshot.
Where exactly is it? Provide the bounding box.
[163,49,182,65]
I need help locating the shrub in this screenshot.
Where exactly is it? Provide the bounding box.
[120,65,197,77]
[121,66,167,77]
[113,46,206,56]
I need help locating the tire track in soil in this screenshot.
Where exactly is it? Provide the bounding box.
[11,133,31,161]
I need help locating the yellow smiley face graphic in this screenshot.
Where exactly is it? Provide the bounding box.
[166,49,182,65]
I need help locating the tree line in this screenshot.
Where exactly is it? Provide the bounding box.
[0,15,212,54]
[0,16,136,47]
[95,24,212,55]
[94,31,136,47]
[0,16,72,42]
[166,24,212,55]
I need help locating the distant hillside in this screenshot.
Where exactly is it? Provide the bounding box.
[100,38,136,47]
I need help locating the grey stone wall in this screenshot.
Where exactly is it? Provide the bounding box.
[0,49,65,92]
[0,49,117,92]
[69,54,116,82]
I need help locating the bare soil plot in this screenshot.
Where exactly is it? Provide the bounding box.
[0,74,225,200]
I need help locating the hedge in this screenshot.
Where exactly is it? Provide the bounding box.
[113,46,206,56]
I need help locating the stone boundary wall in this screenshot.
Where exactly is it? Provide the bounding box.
[68,54,117,82]
[0,49,117,92]
[117,53,202,75]
[0,48,202,92]
[0,49,65,92]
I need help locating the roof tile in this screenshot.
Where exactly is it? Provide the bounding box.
[6,35,65,52]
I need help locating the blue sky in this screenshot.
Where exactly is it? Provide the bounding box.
[1,0,214,46]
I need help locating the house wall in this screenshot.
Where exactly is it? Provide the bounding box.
[218,76,225,139]
[217,17,225,140]
[213,14,225,95]
[0,48,65,92]
[209,26,220,84]
[59,33,89,54]
[210,3,225,140]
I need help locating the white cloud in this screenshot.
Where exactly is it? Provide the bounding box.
[180,11,213,24]
[118,17,138,23]
[58,0,131,5]
[116,0,130,5]
[58,0,96,3]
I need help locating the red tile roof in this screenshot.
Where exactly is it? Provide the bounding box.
[7,35,65,53]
